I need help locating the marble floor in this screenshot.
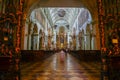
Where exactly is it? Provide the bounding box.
[20,52,101,80]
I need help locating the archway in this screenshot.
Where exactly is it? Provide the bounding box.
[1,0,120,80]
[22,7,100,50]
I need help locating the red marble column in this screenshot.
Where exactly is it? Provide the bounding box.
[15,0,24,80]
[97,0,108,80]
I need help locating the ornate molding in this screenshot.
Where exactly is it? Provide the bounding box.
[0,13,17,24]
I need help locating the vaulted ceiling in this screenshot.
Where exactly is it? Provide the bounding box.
[30,7,92,31]
[24,0,98,21]
[46,8,79,27]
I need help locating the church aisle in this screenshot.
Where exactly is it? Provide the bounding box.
[21,52,101,80]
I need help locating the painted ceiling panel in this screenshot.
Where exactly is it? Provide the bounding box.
[46,8,79,27]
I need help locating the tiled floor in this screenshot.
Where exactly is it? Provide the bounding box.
[21,52,101,80]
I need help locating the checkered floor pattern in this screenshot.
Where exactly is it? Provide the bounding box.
[21,52,101,80]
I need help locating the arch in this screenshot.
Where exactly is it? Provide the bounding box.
[59,26,65,33]
[56,25,68,34]
[23,0,100,50]
[28,21,33,34]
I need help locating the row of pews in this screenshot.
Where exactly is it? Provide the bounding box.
[70,50,120,80]
[70,50,101,61]
[107,55,120,80]
[0,50,120,80]
[0,56,20,80]
[0,50,54,80]
[0,56,12,72]
[21,50,54,62]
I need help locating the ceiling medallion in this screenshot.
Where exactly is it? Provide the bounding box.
[58,9,66,17]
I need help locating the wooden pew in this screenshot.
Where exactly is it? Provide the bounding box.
[109,55,120,80]
[0,56,14,80]
[0,56,12,72]
[21,50,54,62]
[70,50,101,61]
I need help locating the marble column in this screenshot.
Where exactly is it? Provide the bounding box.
[37,34,39,50]
[76,35,79,50]
[32,34,39,50]
[42,33,45,50]
[54,31,56,48]
[24,22,28,50]
[91,33,96,50]
[48,35,50,49]
[27,34,31,50]
[73,35,76,50]
[44,35,47,50]
[86,34,90,50]
[81,34,85,50]
[67,32,69,48]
